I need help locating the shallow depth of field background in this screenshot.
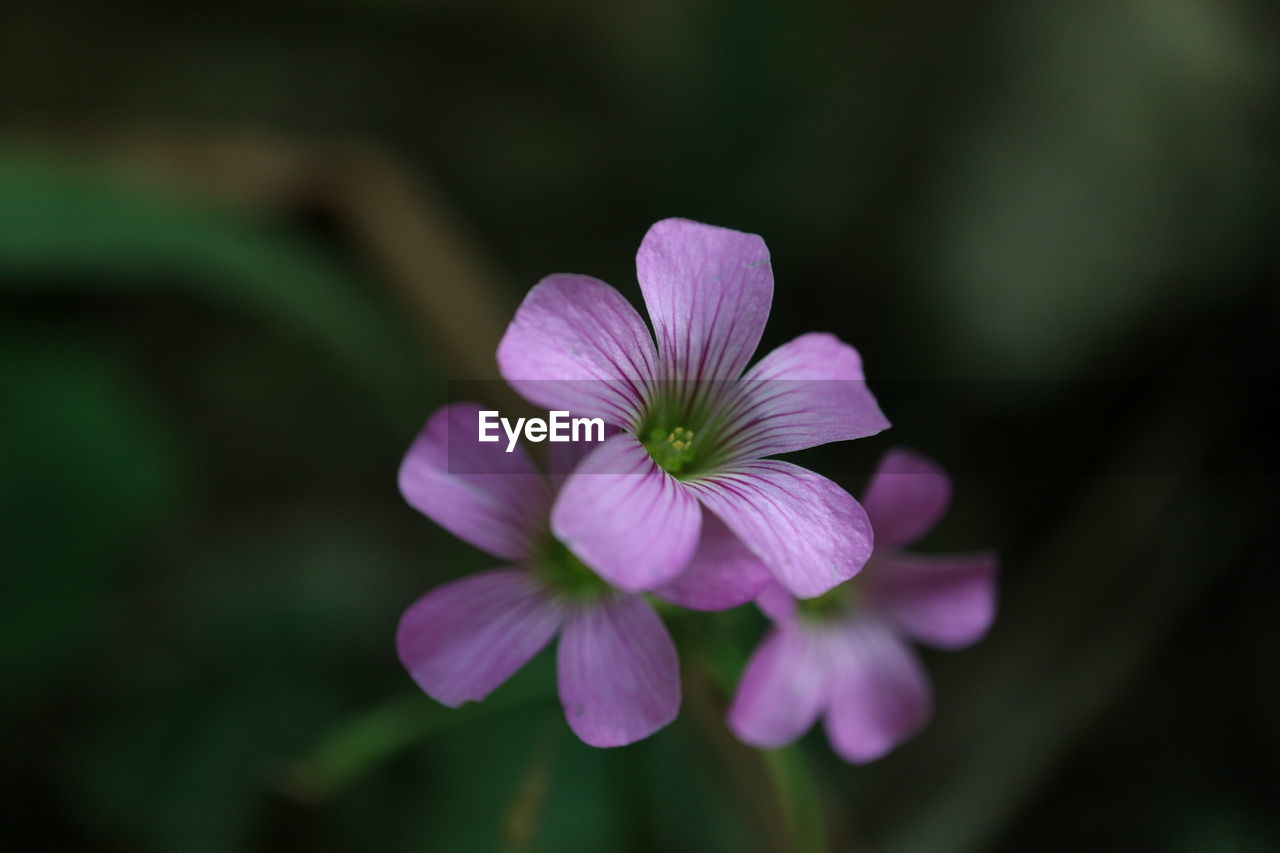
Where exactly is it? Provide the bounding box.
[2,2,1277,851]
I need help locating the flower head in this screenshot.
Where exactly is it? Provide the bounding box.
[396,403,680,747]
[497,218,890,602]
[728,448,998,763]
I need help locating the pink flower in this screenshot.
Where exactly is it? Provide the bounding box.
[497,218,890,602]
[396,403,679,747]
[728,449,998,763]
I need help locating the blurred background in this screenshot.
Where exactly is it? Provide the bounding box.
[3,1,1277,851]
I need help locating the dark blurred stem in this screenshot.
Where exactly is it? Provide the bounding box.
[764,746,830,853]
[684,657,830,853]
[502,721,563,850]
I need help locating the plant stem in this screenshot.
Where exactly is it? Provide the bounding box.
[684,657,830,853]
[763,746,830,853]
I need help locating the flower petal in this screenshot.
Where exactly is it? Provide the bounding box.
[861,448,952,548]
[636,218,772,383]
[864,550,999,649]
[551,434,701,591]
[655,510,772,611]
[557,594,680,747]
[397,569,562,707]
[545,422,621,494]
[497,274,658,427]
[755,581,798,623]
[399,403,550,561]
[823,622,932,764]
[715,333,890,460]
[727,626,829,748]
[687,461,874,598]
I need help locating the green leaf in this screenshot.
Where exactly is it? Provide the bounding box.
[284,665,557,804]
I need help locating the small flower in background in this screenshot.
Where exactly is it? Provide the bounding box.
[497,218,890,602]
[395,402,681,748]
[728,448,998,763]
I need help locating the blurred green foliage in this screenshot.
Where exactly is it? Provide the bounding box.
[1,332,187,695]
[0,146,436,849]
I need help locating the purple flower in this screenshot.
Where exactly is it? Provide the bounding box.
[497,218,890,602]
[728,448,998,763]
[395,402,679,747]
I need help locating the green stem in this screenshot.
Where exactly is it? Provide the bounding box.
[501,721,563,850]
[763,745,829,853]
[684,655,830,853]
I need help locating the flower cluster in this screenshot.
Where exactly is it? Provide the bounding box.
[397,219,997,761]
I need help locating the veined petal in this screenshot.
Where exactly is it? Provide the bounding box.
[545,422,621,495]
[397,569,562,707]
[687,461,874,598]
[823,622,932,764]
[861,448,952,548]
[636,218,772,384]
[656,510,772,611]
[727,626,829,748]
[557,594,680,747]
[399,403,550,561]
[713,333,890,460]
[497,274,658,428]
[551,434,701,591]
[864,550,999,649]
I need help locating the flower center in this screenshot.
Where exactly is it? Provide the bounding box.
[535,538,612,602]
[795,582,857,623]
[643,425,698,475]
[638,382,742,478]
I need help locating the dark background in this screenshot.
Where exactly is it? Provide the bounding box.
[2,2,1277,851]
